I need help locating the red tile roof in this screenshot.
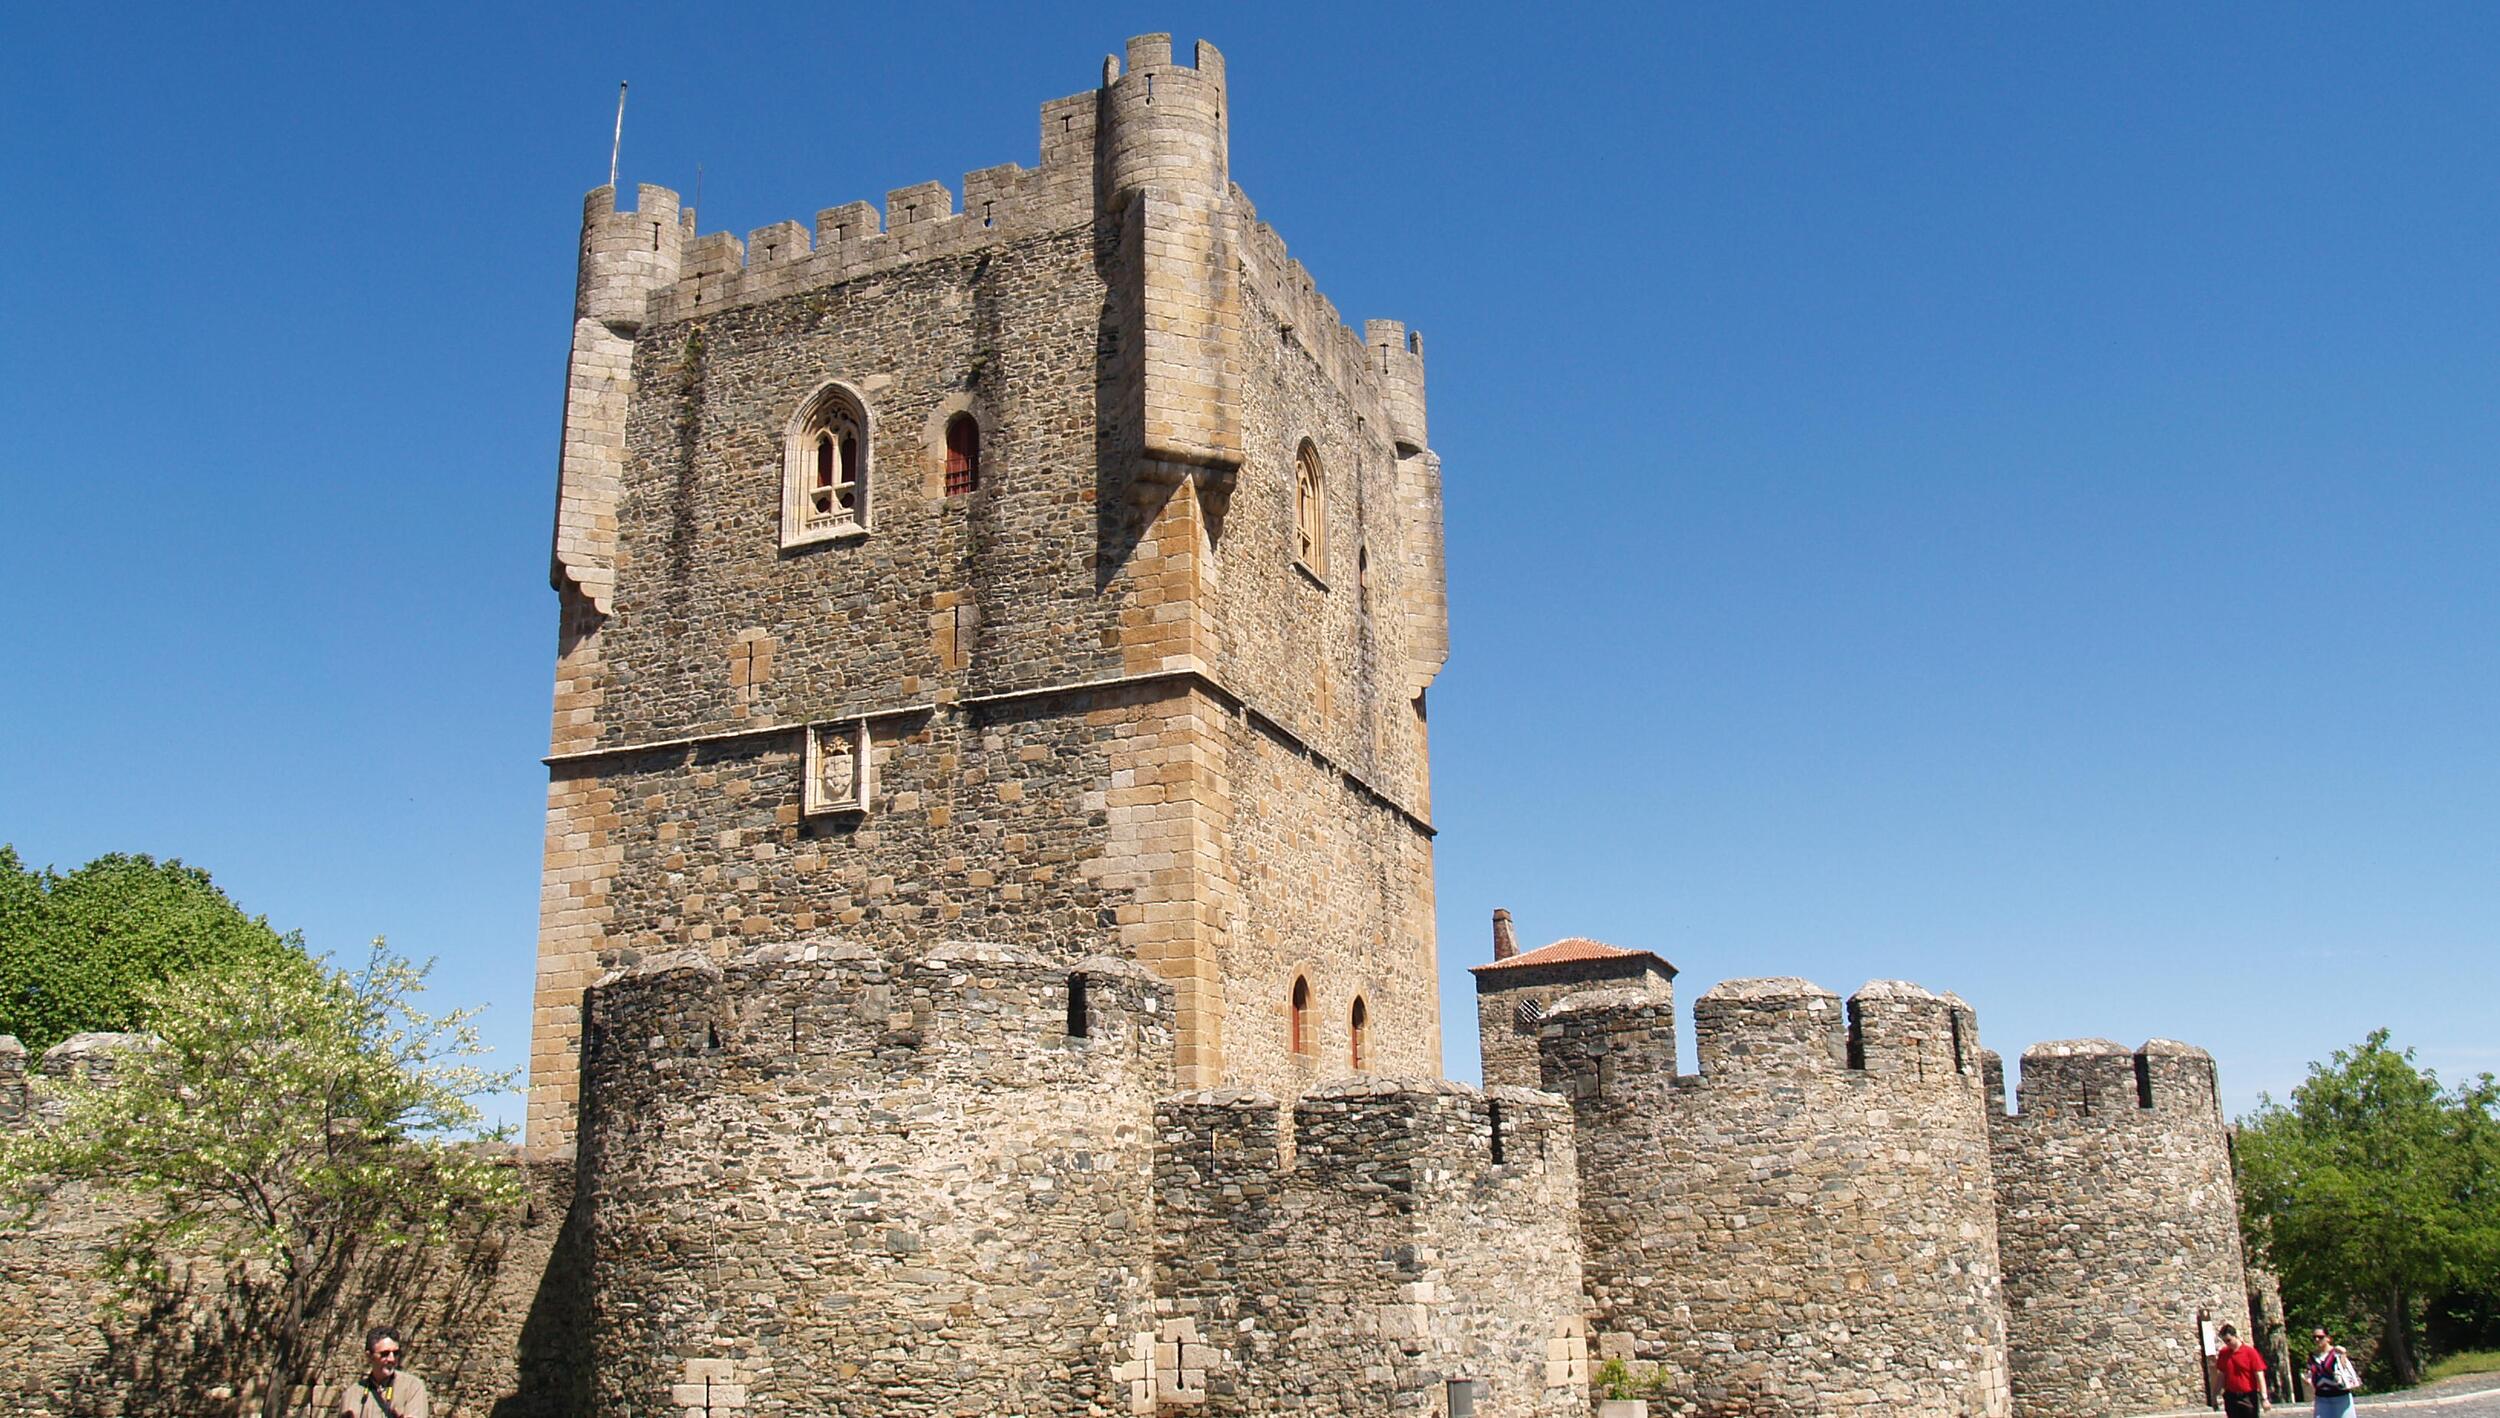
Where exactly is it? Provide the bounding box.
[1470,937,1671,974]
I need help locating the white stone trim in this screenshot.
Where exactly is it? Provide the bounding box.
[781,379,875,549]
[802,718,872,816]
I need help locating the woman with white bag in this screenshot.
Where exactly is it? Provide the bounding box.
[2305,1327,2361,1418]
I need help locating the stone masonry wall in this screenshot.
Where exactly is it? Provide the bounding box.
[1153,1080,1588,1418]
[1986,1039,2251,1418]
[1542,979,2012,1418]
[577,940,1173,1417]
[1474,957,1674,1093]
[0,1036,580,1418]
[532,36,1451,1151]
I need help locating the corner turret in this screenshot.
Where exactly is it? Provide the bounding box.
[1097,35,1242,481]
[575,183,688,334]
[1364,320,1429,454]
[552,184,687,618]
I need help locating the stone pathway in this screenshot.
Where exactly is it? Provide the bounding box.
[2136,1376,2500,1418]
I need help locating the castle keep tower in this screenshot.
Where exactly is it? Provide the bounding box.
[530,36,1449,1153]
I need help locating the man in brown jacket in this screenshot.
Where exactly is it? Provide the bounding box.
[337,1326,431,1418]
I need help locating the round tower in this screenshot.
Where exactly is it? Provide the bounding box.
[1545,978,2011,1418]
[1987,1038,2250,1416]
[575,182,685,334]
[1363,319,1429,455]
[577,940,1174,1416]
[1097,34,1228,213]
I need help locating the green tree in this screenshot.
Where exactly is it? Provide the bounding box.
[0,847,304,1054]
[0,940,521,1415]
[2236,1030,2500,1387]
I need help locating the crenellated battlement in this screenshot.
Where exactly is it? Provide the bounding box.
[1985,1035,2247,1413]
[1151,1077,1586,1417]
[1154,1076,1569,1200]
[1985,1036,2223,1125]
[1543,972,2010,1415]
[577,183,689,334]
[1237,202,1430,459]
[640,148,1097,324]
[1538,976,1987,1108]
[595,35,1252,334]
[584,938,1171,1088]
[563,37,1428,471]
[1694,976,1848,1078]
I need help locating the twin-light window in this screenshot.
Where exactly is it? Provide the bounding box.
[781,386,985,551]
[783,384,873,549]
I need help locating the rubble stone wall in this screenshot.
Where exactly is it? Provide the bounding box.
[0,1036,579,1418]
[577,940,1173,1417]
[1153,1080,1587,1418]
[1986,1039,2251,1417]
[1542,979,2013,1418]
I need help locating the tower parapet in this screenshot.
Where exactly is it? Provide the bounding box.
[1471,919,1675,1091]
[1152,1078,1588,1417]
[1364,320,1428,454]
[1096,35,1243,490]
[1542,978,2012,1418]
[577,939,1172,1417]
[576,183,687,334]
[1986,1038,2248,1416]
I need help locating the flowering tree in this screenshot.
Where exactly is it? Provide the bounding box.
[0,941,521,1415]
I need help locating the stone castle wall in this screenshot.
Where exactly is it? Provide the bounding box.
[530,33,1450,1151]
[1540,979,2013,1418]
[1473,949,1675,1093]
[1153,1081,1588,1417]
[1986,1039,2251,1416]
[0,1036,580,1418]
[576,940,1174,1417]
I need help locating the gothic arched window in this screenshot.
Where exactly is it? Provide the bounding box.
[1294,441,1325,575]
[782,382,872,547]
[1349,995,1370,1071]
[1290,975,1313,1058]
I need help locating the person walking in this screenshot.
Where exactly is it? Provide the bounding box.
[338,1326,431,1418]
[2306,1327,2358,1418]
[2217,1322,2270,1417]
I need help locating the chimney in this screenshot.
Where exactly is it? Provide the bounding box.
[1492,908,1518,962]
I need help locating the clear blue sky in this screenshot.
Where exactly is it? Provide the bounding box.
[4,3,2493,1126]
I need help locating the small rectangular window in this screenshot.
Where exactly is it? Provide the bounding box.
[1067,973,1089,1038]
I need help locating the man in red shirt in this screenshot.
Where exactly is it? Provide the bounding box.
[2216,1322,2270,1417]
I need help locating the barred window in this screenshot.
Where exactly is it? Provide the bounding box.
[944,413,980,496]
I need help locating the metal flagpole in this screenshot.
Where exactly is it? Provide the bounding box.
[609,82,628,189]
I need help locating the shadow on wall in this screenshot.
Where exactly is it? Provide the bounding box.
[5,1160,580,1418]
[493,1178,594,1418]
